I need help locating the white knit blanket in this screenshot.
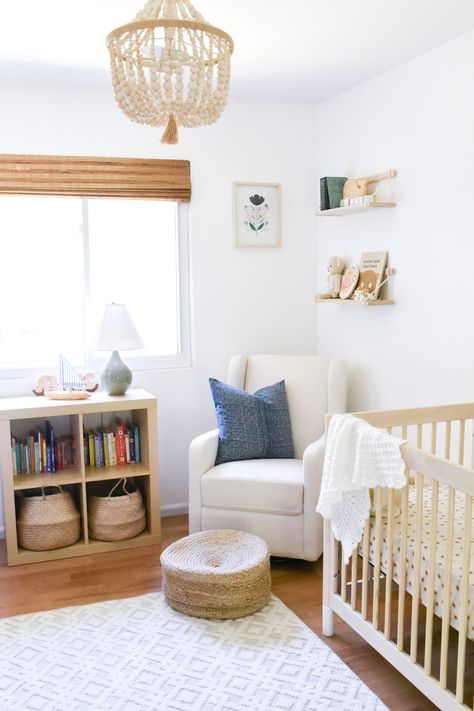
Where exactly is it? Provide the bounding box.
[317,414,406,563]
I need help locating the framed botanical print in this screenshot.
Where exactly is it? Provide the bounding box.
[233,182,281,247]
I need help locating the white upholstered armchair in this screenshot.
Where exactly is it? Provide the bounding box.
[189,355,347,561]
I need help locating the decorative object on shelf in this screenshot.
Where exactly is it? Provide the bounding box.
[233,183,281,248]
[353,267,395,303]
[339,265,359,300]
[32,375,59,397]
[88,478,146,542]
[34,358,98,399]
[96,303,144,396]
[316,256,345,299]
[354,252,388,300]
[320,176,347,211]
[17,486,81,552]
[316,169,397,216]
[106,0,234,145]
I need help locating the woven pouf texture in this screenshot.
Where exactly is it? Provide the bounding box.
[161,529,271,619]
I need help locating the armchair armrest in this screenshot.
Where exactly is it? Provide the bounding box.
[188,429,218,533]
[302,434,326,560]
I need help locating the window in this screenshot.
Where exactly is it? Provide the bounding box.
[0,196,191,373]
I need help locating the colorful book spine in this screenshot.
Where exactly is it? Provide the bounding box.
[93,432,103,468]
[102,431,110,467]
[28,435,36,475]
[129,430,136,463]
[110,434,117,466]
[133,425,140,464]
[15,440,21,474]
[115,420,127,465]
[88,432,95,467]
[125,430,131,463]
[11,438,17,475]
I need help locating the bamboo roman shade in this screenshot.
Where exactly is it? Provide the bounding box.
[0,154,191,201]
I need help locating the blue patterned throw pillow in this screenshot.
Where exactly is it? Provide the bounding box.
[209,378,295,465]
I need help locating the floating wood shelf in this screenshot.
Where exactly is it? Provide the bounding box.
[316,202,396,217]
[315,298,395,307]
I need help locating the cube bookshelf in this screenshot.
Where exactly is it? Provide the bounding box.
[0,388,161,566]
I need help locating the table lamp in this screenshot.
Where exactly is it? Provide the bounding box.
[96,303,143,396]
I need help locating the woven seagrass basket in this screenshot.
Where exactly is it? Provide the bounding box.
[17,487,81,551]
[88,478,146,542]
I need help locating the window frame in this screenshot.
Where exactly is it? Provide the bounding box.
[0,200,192,380]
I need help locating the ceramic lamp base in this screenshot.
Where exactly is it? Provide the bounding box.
[100,351,132,396]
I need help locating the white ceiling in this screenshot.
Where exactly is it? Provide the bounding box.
[2,0,474,103]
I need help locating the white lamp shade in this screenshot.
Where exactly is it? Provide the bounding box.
[96,303,144,351]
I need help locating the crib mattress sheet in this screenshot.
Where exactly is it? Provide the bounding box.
[363,484,474,641]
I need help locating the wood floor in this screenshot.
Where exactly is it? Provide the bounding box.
[0,515,438,711]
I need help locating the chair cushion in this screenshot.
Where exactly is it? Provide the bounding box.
[209,378,294,465]
[201,458,303,515]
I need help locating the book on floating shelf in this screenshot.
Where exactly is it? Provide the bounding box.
[320,176,348,210]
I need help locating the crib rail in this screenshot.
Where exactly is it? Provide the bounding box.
[323,403,474,711]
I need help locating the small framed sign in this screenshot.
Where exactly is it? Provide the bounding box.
[233,182,281,248]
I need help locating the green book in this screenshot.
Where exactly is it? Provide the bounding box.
[326,177,347,209]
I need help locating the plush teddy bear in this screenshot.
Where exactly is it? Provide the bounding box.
[317,256,345,299]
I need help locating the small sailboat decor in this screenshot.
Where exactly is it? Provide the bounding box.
[33,355,98,399]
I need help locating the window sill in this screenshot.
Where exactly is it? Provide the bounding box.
[0,353,193,382]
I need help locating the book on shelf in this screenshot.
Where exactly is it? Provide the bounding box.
[11,423,75,476]
[320,176,347,210]
[355,251,388,300]
[82,422,141,469]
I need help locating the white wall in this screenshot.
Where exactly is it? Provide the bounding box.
[0,71,318,529]
[314,31,474,412]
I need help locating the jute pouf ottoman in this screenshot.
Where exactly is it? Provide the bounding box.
[161,529,271,619]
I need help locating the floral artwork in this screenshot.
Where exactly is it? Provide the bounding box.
[233,183,281,247]
[244,194,269,234]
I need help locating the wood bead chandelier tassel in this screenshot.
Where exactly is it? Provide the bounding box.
[107,0,234,144]
[161,114,178,144]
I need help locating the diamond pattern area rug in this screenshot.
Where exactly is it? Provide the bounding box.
[0,593,387,711]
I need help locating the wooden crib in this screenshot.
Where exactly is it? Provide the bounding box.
[322,403,474,711]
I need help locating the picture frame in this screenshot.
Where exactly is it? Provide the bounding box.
[233,182,281,248]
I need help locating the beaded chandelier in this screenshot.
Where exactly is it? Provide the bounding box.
[107,0,234,144]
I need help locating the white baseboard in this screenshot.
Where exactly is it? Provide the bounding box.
[160,503,188,518]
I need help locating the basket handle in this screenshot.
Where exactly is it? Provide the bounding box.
[107,477,132,499]
[41,485,64,500]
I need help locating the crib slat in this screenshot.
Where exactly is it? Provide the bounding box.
[410,473,424,663]
[361,518,371,620]
[439,486,455,689]
[471,430,474,470]
[417,423,423,449]
[424,477,439,676]
[431,422,437,455]
[351,550,357,610]
[459,420,466,466]
[372,487,383,630]
[445,420,452,461]
[384,488,395,639]
[455,493,472,703]
[397,477,410,651]
[341,546,347,602]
